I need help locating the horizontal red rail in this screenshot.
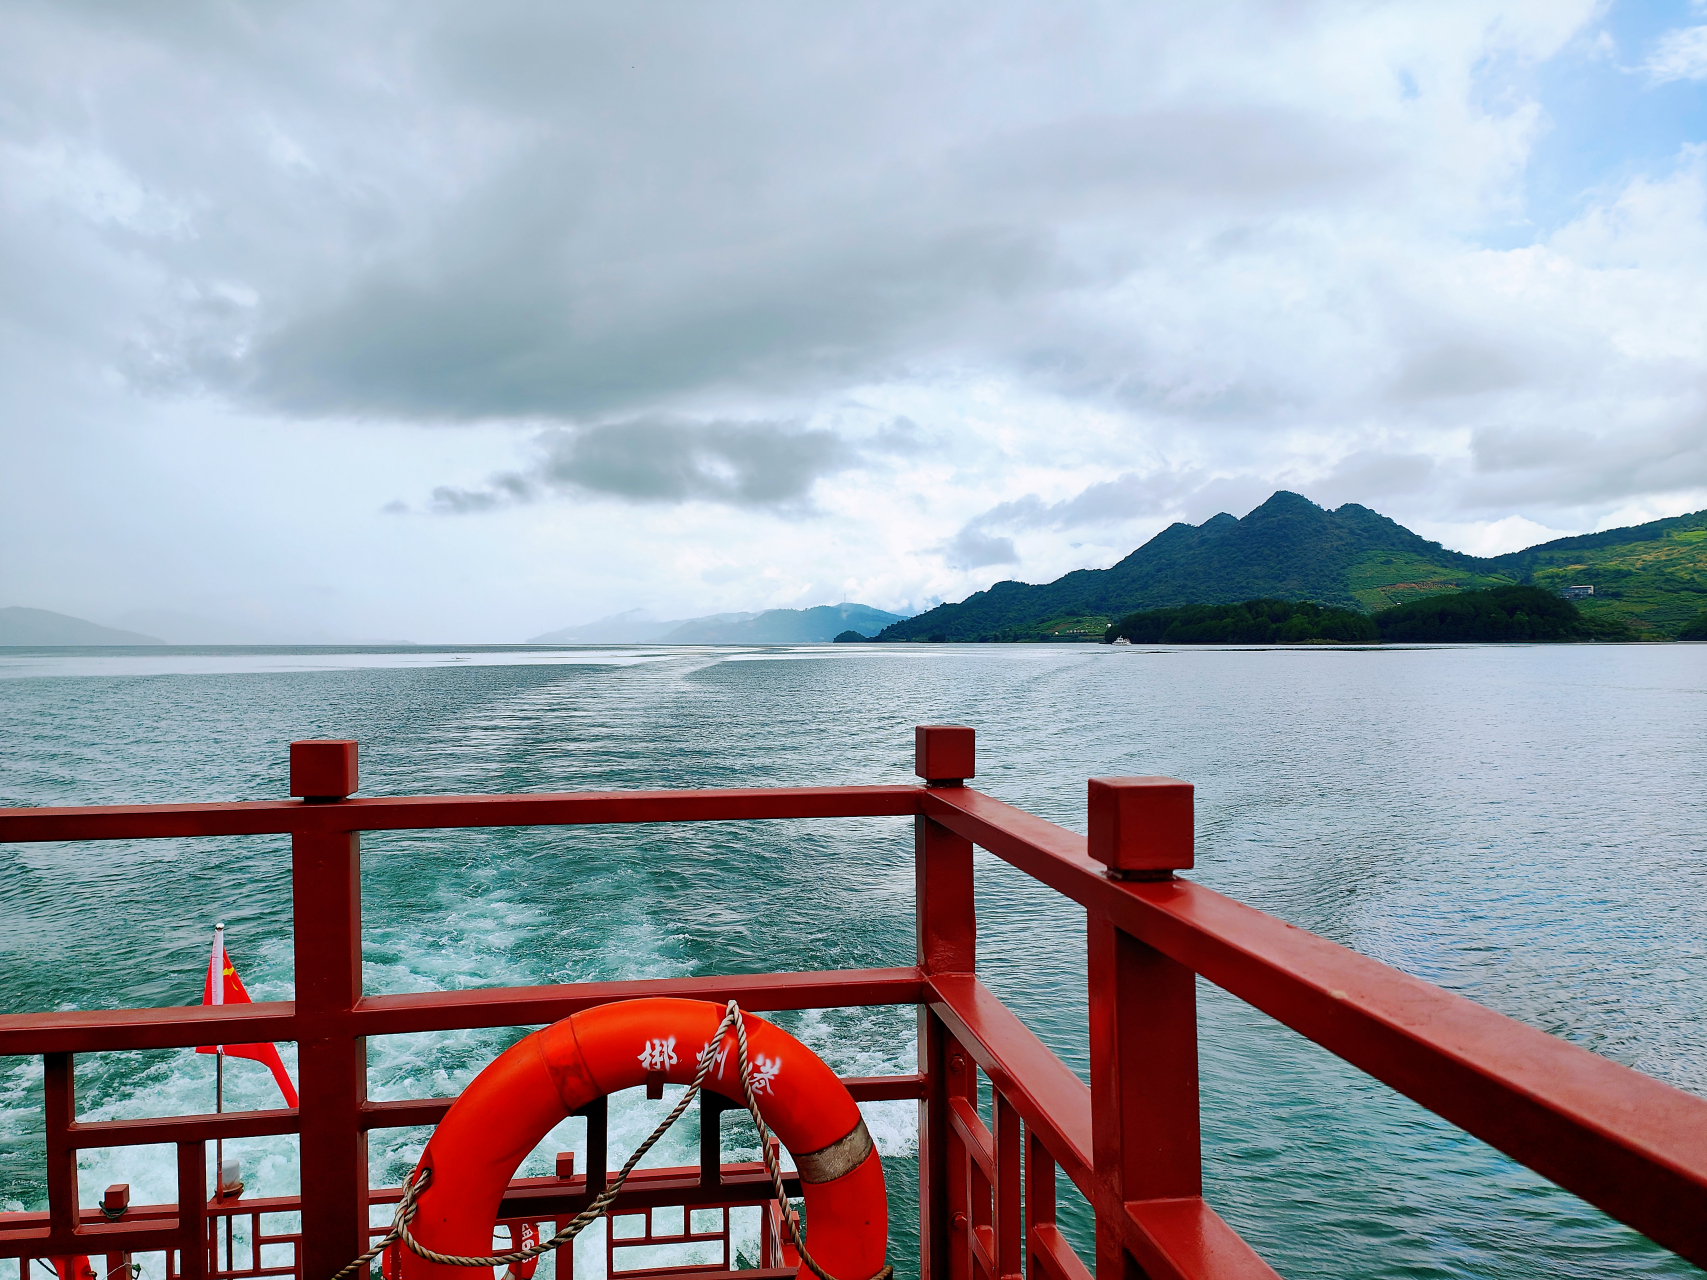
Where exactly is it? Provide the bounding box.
[0,1001,298,1054]
[0,968,925,1054]
[492,1163,800,1219]
[0,785,924,843]
[0,1221,186,1255]
[0,1165,806,1255]
[51,1073,926,1150]
[68,1109,298,1148]
[368,1070,926,1131]
[350,968,926,1035]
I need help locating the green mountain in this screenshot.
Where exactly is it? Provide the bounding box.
[878,492,1707,641]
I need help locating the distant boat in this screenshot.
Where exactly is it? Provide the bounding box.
[1111,636,1133,646]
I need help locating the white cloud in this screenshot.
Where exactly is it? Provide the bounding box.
[1646,25,1707,83]
[1412,514,1575,557]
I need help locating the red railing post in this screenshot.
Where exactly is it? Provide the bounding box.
[103,1185,132,1280]
[992,1094,1022,1280]
[176,1142,207,1280]
[290,741,367,1280]
[43,1053,77,1244]
[916,726,977,1280]
[943,1043,974,1280]
[1022,1130,1053,1280]
[1085,777,1199,1279]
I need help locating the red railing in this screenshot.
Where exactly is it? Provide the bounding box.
[3,726,1707,1280]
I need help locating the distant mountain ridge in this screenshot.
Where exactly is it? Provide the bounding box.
[109,608,344,645]
[0,607,164,646]
[530,608,756,644]
[662,602,907,643]
[531,602,909,644]
[879,492,1707,641]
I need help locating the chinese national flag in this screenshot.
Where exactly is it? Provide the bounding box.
[196,926,300,1108]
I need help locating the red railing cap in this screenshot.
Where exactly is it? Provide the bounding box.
[289,739,359,801]
[915,725,975,784]
[1086,776,1193,876]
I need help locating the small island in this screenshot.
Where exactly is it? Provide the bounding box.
[1105,587,1638,645]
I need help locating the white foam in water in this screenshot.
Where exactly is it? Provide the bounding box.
[0,647,689,681]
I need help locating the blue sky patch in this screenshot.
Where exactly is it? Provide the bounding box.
[1492,0,1707,241]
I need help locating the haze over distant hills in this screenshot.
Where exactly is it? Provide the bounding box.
[530,608,755,644]
[0,607,165,645]
[879,491,1707,641]
[531,602,908,644]
[662,603,907,643]
[110,609,302,645]
[1,606,414,646]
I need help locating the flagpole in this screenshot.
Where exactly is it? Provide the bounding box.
[213,923,225,1210]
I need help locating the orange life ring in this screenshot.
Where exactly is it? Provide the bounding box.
[398,997,887,1280]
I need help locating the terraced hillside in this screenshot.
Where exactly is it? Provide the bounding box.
[1489,510,1707,634]
[879,492,1707,641]
[1346,548,1513,611]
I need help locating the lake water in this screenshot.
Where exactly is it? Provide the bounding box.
[2,641,1704,1280]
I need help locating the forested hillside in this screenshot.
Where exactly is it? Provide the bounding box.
[1107,599,1378,644]
[878,492,1707,641]
[1375,586,1633,643]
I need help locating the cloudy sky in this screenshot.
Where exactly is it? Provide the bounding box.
[4,0,1707,641]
